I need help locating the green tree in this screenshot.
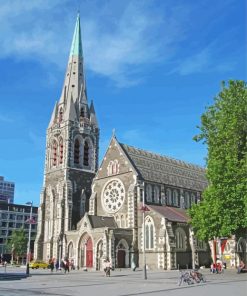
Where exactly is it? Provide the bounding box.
[189,80,247,241]
[6,228,27,264]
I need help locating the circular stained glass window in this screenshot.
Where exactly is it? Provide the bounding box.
[102,179,125,213]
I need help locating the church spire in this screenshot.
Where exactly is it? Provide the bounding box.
[59,13,87,109]
[69,13,83,57]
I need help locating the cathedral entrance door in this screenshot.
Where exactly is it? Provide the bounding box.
[86,237,93,268]
[117,250,125,268]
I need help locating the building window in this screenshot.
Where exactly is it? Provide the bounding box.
[146,184,152,202]
[120,215,125,228]
[59,107,63,123]
[74,139,80,164]
[154,186,159,204]
[115,215,120,227]
[191,193,196,205]
[80,107,85,118]
[83,141,89,166]
[107,160,119,176]
[59,138,63,164]
[52,141,58,167]
[166,188,172,205]
[184,192,190,209]
[173,190,179,206]
[145,216,155,250]
[176,230,185,249]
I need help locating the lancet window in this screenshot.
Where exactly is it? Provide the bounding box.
[52,141,58,167]
[107,160,119,176]
[175,230,185,249]
[166,188,172,205]
[74,139,80,164]
[59,138,63,164]
[154,186,160,203]
[173,189,179,206]
[145,216,155,250]
[146,184,152,202]
[83,141,89,166]
[59,107,63,123]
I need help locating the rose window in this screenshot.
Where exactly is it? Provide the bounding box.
[102,179,125,213]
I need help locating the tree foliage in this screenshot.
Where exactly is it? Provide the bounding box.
[189,80,247,240]
[6,228,27,262]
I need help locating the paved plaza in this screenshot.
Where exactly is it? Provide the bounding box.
[0,267,246,296]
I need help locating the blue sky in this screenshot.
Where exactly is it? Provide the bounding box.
[0,0,246,206]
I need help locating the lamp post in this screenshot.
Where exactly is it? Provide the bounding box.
[58,240,62,270]
[140,188,149,280]
[26,201,33,275]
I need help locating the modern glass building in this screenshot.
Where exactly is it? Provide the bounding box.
[0,203,38,259]
[0,176,15,203]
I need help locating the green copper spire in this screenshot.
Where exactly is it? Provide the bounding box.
[69,13,83,57]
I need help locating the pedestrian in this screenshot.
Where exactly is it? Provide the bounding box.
[64,258,69,274]
[237,260,245,273]
[55,260,59,271]
[103,258,112,277]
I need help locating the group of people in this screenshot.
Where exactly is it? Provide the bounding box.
[210,260,224,274]
[210,258,246,274]
[48,258,75,273]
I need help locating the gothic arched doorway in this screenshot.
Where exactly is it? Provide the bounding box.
[117,250,125,268]
[86,237,93,268]
[116,239,129,268]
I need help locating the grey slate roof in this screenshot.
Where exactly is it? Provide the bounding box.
[120,143,207,191]
[148,205,189,223]
[88,215,118,228]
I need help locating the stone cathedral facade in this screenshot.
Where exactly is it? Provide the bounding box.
[35,15,213,270]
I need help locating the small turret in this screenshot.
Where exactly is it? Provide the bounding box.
[89,100,98,127]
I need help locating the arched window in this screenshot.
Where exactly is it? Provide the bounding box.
[145,216,155,250]
[80,107,85,118]
[146,184,152,202]
[184,192,190,209]
[191,193,196,205]
[83,141,89,166]
[121,215,125,228]
[112,160,119,175]
[107,160,119,176]
[52,141,58,167]
[68,242,74,258]
[176,231,184,249]
[59,107,63,123]
[145,224,150,249]
[74,139,80,164]
[59,138,63,164]
[161,193,166,205]
[115,215,120,227]
[166,188,172,205]
[173,190,179,206]
[154,186,159,204]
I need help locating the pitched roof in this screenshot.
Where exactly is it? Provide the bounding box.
[148,205,189,223]
[88,215,118,228]
[119,143,207,191]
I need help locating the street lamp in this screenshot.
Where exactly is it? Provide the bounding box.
[140,187,150,280]
[25,201,33,275]
[58,240,62,270]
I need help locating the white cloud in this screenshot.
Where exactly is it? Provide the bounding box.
[173,41,235,76]
[0,0,190,87]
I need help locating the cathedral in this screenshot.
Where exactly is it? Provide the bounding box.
[34,14,213,270]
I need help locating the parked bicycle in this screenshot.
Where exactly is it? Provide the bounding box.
[178,269,206,286]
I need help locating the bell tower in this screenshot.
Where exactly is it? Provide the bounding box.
[34,14,99,261]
